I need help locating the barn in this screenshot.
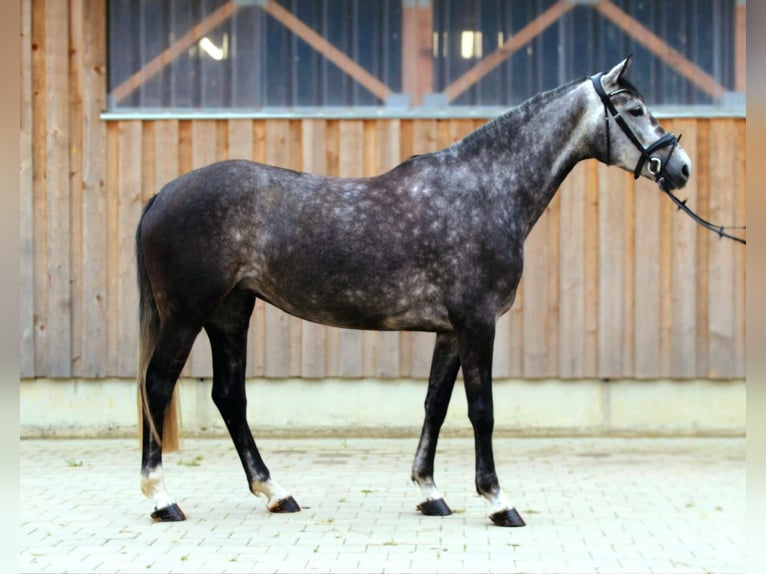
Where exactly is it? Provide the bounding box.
[20,0,746,438]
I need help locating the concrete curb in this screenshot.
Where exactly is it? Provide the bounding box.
[21,377,745,438]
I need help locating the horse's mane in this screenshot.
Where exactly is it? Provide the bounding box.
[454,77,586,151]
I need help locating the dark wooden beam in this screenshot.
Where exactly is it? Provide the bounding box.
[442,0,574,103]
[111,1,241,104]
[259,0,392,102]
[595,0,727,100]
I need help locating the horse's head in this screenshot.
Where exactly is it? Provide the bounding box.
[590,55,691,191]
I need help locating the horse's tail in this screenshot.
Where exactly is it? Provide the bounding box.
[136,195,180,453]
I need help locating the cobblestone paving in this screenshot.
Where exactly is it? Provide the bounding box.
[20,437,744,573]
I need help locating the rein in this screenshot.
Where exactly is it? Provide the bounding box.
[590,72,746,246]
[661,188,746,244]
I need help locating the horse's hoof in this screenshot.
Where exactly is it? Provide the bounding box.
[151,503,186,522]
[489,507,526,527]
[417,498,452,516]
[269,496,301,513]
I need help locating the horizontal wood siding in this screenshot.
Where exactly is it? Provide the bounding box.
[21,0,746,381]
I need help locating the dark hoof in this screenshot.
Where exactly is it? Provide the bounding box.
[151,503,186,522]
[490,507,526,527]
[269,496,301,513]
[417,498,452,516]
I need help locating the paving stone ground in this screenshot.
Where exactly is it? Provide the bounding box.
[20,437,744,573]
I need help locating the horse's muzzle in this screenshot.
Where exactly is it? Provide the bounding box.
[659,156,691,191]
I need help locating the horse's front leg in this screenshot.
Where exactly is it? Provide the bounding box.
[412,332,461,516]
[456,318,526,527]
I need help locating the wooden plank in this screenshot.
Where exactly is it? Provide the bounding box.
[522,200,550,378]
[443,1,574,102]
[44,0,72,377]
[300,119,327,378]
[733,118,746,378]
[105,122,120,375]
[633,175,661,378]
[707,119,736,378]
[522,184,561,378]
[412,119,438,153]
[140,123,156,204]
[669,119,698,378]
[658,155,674,377]
[521,210,544,378]
[582,160,600,378]
[325,120,340,177]
[79,0,108,377]
[216,120,229,162]
[20,0,34,377]
[153,121,180,191]
[545,192,561,377]
[694,119,711,378]
[598,164,628,379]
[116,121,142,377]
[558,162,586,378]
[622,171,636,378]
[505,276,524,379]
[68,0,85,377]
[227,119,253,161]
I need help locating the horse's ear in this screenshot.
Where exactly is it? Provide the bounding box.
[602,55,634,89]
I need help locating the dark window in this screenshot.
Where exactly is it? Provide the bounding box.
[107,0,742,113]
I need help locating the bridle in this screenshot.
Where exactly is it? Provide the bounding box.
[590,72,680,188]
[589,72,745,245]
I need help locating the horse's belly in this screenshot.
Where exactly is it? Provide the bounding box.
[240,275,452,332]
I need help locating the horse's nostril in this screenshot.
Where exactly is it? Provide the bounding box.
[682,164,690,178]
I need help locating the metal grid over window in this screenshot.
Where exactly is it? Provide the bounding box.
[107,0,745,115]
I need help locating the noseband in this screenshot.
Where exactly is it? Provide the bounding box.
[590,72,680,188]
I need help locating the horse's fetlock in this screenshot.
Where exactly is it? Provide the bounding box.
[475,475,499,497]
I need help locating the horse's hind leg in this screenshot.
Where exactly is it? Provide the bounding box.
[412,332,461,516]
[205,289,300,514]
[141,322,202,521]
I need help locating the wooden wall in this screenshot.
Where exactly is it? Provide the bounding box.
[20,0,746,381]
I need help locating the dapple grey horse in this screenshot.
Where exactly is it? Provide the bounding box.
[136,56,690,526]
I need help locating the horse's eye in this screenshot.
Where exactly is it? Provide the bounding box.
[628,106,644,117]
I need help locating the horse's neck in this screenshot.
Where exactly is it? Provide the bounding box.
[456,81,593,236]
